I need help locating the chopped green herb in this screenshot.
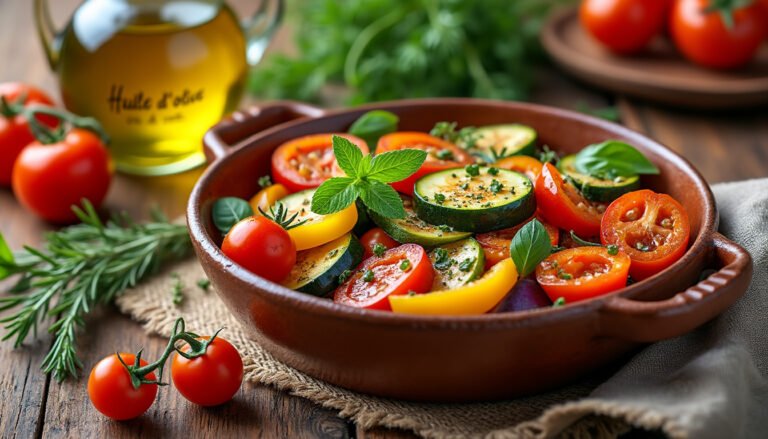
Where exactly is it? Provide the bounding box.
[407,290,417,297]
[362,269,375,282]
[458,258,475,272]
[171,273,184,305]
[465,164,480,177]
[460,182,469,190]
[196,278,211,292]
[552,297,566,307]
[538,145,559,164]
[489,179,504,194]
[433,248,452,271]
[557,270,573,280]
[607,244,619,256]
[372,243,387,257]
[434,193,446,204]
[338,269,353,284]
[635,242,651,252]
[487,167,499,176]
[258,175,273,189]
[661,218,672,228]
[400,259,411,271]
[436,149,454,161]
[437,224,453,232]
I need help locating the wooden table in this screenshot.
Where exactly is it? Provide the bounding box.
[1,1,766,438]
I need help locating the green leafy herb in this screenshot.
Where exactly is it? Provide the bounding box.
[574,141,660,179]
[489,179,504,194]
[0,201,191,381]
[362,269,375,282]
[465,164,480,177]
[607,244,619,256]
[399,259,411,271]
[487,167,499,176]
[259,203,308,230]
[348,110,399,150]
[196,278,211,291]
[538,145,559,165]
[338,269,353,284]
[212,197,253,235]
[569,231,601,247]
[458,258,474,272]
[552,297,566,307]
[435,149,454,161]
[433,193,446,204]
[509,219,552,277]
[171,273,184,305]
[433,248,452,271]
[372,243,387,257]
[311,136,426,218]
[430,122,481,149]
[258,175,273,189]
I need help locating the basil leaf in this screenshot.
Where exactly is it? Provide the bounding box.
[348,110,399,150]
[332,135,363,178]
[359,180,406,219]
[574,140,659,179]
[311,177,359,215]
[367,149,427,183]
[212,197,253,235]
[509,219,552,277]
[0,232,15,280]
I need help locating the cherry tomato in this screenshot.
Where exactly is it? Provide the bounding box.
[376,132,473,196]
[88,353,158,420]
[271,134,368,193]
[12,128,112,223]
[601,189,690,280]
[476,217,560,269]
[0,83,56,186]
[580,0,670,54]
[670,0,767,69]
[360,227,399,259]
[494,155,544,183]
[171,336,244,406]
[535,163,604,238]
[222,216,296,282]
[334,243,434,310]
[536,246,631,303]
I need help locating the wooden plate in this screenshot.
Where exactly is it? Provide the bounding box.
[541,8,768,109]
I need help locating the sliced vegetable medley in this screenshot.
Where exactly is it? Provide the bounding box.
[212,111,691,316]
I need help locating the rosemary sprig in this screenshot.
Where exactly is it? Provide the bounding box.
[0,201,191,381]
[258,203,308,230]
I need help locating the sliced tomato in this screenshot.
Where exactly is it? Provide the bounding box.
[376,132,473,196]
[476,216,559,269]
[600,190,690,280]
[535,163,604,238]
[494,155,544,183]
[271,133,368,193]
[333,243,433,310]
[536,247,630,303]
[249,183,290,215]
[360,227,399,259]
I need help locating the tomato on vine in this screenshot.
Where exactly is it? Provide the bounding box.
[88,353,158,420]
[171,336,244,406]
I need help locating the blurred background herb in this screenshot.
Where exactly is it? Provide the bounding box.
[249,0,573,104]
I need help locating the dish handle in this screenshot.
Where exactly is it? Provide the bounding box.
[599,233,752,342]
[203,101,326,162]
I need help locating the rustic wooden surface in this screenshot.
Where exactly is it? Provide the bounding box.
[0,1,766,438]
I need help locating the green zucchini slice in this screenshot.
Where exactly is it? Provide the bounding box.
[282,233,363,297]
[471,124,537,163]
[429,238,485,290]
[413,166,535,233]
[368,196,471,247]
[558,154,641,202]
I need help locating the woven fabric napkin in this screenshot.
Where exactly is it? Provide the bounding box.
[116,179,768,438]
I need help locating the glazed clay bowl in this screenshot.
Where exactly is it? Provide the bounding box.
[188,99,752,402]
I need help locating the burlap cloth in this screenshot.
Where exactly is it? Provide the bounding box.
[116,179,768,439]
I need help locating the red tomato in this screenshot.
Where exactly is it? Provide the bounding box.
[222,216,296,282]
[334,243,433,310]
[376,132,474,196]
[360,227,399,259]
[494,155,544,183]
[535,163,604,239]
[0,83,56,186]
[172,336,244,406]
[12,128,112,223]
[670,0,767,69]
[271,133,368,193]
[580,0,670,54]
[536,246,631,303]
[88,353,158,420]
[601,189,690,280]
[476,217,560,269]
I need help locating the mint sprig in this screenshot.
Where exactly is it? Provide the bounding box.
[509,219,552,277]
[311,136,426,218]
[574,140,659,180]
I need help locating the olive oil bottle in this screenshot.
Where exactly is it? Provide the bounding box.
[35,0,282,176]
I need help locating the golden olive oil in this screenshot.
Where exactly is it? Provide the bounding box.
[57,1,247,175]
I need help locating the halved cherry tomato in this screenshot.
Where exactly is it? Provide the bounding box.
[376,132,473,196]
[88,353,157,420]
[536,247,630,303]
[494,155,544,183]
[360,227,399,259]
[670,0,767,69]
[334,243,433,310]
[171,336,243,407]
[600,189,690,280]
[476,216,560,269]
[271,133,368,193]
[580,0,670,55]
[535,163,604,238]
[222,216,296,282]
[249,183,290,215]
[389,258,518,315]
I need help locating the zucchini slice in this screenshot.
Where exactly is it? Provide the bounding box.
[368,196,471,247]
[558,155,641,202]
[282,233,364,297]
[429,238,485,290]
[413,166,535,233]
[471,124,537,163]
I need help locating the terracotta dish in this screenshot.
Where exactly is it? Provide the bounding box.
[188,99,752,402]
[541,8,768,109]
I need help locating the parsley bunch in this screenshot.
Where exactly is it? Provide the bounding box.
[250,0,572,103]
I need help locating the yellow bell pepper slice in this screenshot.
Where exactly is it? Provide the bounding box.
[274,189,358,251]
[250,184,290,215]
[389,258,518,315]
